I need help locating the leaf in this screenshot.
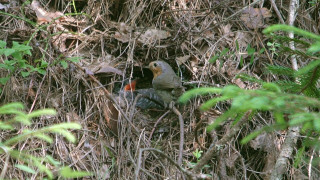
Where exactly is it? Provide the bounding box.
[200,96,232,111]
[35,68,47,75]
[45,155,61,167]
[67,57,81,63]
[4,49,15,56]
[295,59,320,76]
[35,134,53,143]
[308,41,320,53]
[21,71,30,77]
[209,54,220,63]
[178,87,223,104]
[51,129,76,143]
[0,77,9,85]
[241,129,264,144]
[263,25,320,41]
[28,109,56,118]
[0,40,6,48]
[206,110,236,132]
[0,122,13,130]
[0,102,24,111]
[60,167,91,178]
[60,60,68,69]
[262,83,281,93]
[15,164,36,174]
[220,48,229,56]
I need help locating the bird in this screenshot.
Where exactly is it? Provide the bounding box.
[148,61,184,105]
[119,79,166,109]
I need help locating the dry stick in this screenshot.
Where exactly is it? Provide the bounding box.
[257,32,274,65]
[171,106,184,167]
[269,0,285,24]
[127,133,156,180]
[270,0,300,179]
[135,148,210,180]
[28,74,47,113]
[148,110,170,141]
[192,112,250,173]
[0,154,10,179]
[194,119,208,150]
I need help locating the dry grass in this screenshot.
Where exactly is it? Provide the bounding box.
[0,0,319,179]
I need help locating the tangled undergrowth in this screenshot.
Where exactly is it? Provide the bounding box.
[1,0,320,179]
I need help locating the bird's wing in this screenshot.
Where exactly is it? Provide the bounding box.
[153,75,181,90]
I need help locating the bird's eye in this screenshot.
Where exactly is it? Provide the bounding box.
[153,63,157,67]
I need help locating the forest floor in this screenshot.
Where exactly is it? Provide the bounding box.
[0,0,319,179]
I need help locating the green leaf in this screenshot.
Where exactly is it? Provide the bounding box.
[295,59,320,76]
[4,49,15,56]
[15,164,36,174]
[206,110,236,132]
[34,134,53,143]
[60,167,91,178]
[21,71,30,77]
[15,114,31,125]
[263,24,320,41]
[289,113,313,126]
[60,60,68,69]
[274,112,285,124]
[247,46,255,56]
[178,87,223,104]
[0,121,13,130]
[259,48,265,54]
[45,155,61,167]
[209,54,219,63]
[49,122,82,130]
[27,109,56,118]
[0,77,9,85]
[66,57,81,63]
[52,129,76,143]
[262,83,281,93]
[220,48,229,56]
[35,68,47,75]
[200,96,232,111]
[241,129,263,144]
[307,41,320,53]
[0,102,24,112]
[0,40,6,48]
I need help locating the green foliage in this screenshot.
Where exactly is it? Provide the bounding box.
[180,25,320,161]
[209,48,229,66]
[192,149,203,161]
[0,102,90,179]
[0,41,81,87]
[0,40,46,83]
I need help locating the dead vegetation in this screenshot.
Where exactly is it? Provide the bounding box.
[0,0,320,179]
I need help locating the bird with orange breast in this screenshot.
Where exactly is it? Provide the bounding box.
[148,61,184,107]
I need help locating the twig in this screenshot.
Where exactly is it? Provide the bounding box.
[135,148,210,180]
[171,106,184,167]
[194,119,207,150]
[269,0,285,24]
[28,74,47,113]
[148,110,170,141]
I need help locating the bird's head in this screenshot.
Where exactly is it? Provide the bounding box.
[149,61,163,79]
